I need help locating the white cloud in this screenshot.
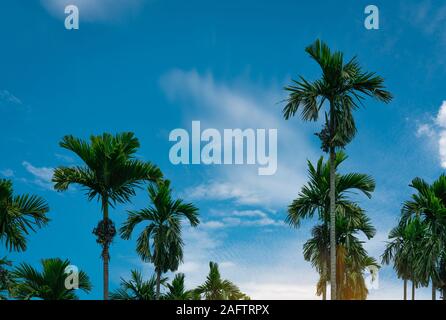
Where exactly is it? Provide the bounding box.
[41,0,145,23]
[55,153,75,163]
[22,161,54,190]
[0,90,22,106]
[0,169,14,178]
[161,69,317,208]
[436,101,446,127]
[416,123,435,138]
[173,225,321,299]
[416,101,446,168]
[202,209,285,228]
[184,181,262,205]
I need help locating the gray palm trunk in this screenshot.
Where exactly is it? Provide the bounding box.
[322,283,327,300]
[412,281,415,300]
[403,279,407,300]
[156,269,161,300]
[102,197,109,300]
[432,282,436,300]
[329,99,337,300]
[329,147,336,300]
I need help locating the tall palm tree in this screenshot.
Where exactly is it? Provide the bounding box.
[120,179,199,300]
[195,262,249,300]
[287,151,376,299]
[283,39,392,299]
[53,132,162,300]
[11,258,91,300]
[398,176,446,300]
[0,179,49,253]
[164,273,194,300]
[110,269,166,300]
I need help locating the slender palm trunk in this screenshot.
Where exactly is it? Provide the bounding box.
[329,99,337,300]
[102,197,109,301]
[403,279,407,300]
[329,147,336,300]
[322,276,327,301]
[443,288,446,300]
[432,282,436,300]
[411,281,415,300]
[156,269,162,300]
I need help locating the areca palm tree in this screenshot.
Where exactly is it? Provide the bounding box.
[283,39,392,299]
[304,217,378,299]
[382,220,425,300]
[287,151,376,299]
[52,132,162,300]
[398,176,446,300]
[195,262,249,300]
[164,273,194,300]
[120,179,199,300]
[110,269,166,300]
[0,179,49,253]
[11,258,91,300]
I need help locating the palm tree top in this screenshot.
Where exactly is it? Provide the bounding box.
[195,261,248,300]
[110,269,166,300]
[283,39,392,121]
[52,132,163,205]
[11,258,91,300]
[0,179,50,252]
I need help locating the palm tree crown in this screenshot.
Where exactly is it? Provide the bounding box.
[120,179,199,299]
[0,179,49,252]
[195,262,249,300]
[110,269,166,300]
[11,258,91,300]
[283,39,392,149]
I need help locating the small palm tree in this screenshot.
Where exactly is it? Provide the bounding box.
[0,179,49,252]
[283,39,392,299]
[110,269,166,300]
[53,132,162,300]
[382,218,426,300]
[195,262,249,300]
[11,258,91,300]
[120,180,199,299]
[164,273,194,300]
[382,222,419,300]
[398,176,446,300]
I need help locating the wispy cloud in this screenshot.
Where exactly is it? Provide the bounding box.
[202,209,284,229]
[0,169,14,178]
[161,69,317,208]
[0,90,22,106]
[22,161,54,190]
[55,153,75,163]
[416,100,446,168]
[41,0,146,23]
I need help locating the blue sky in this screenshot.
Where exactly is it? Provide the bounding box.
[1,0,446,299]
